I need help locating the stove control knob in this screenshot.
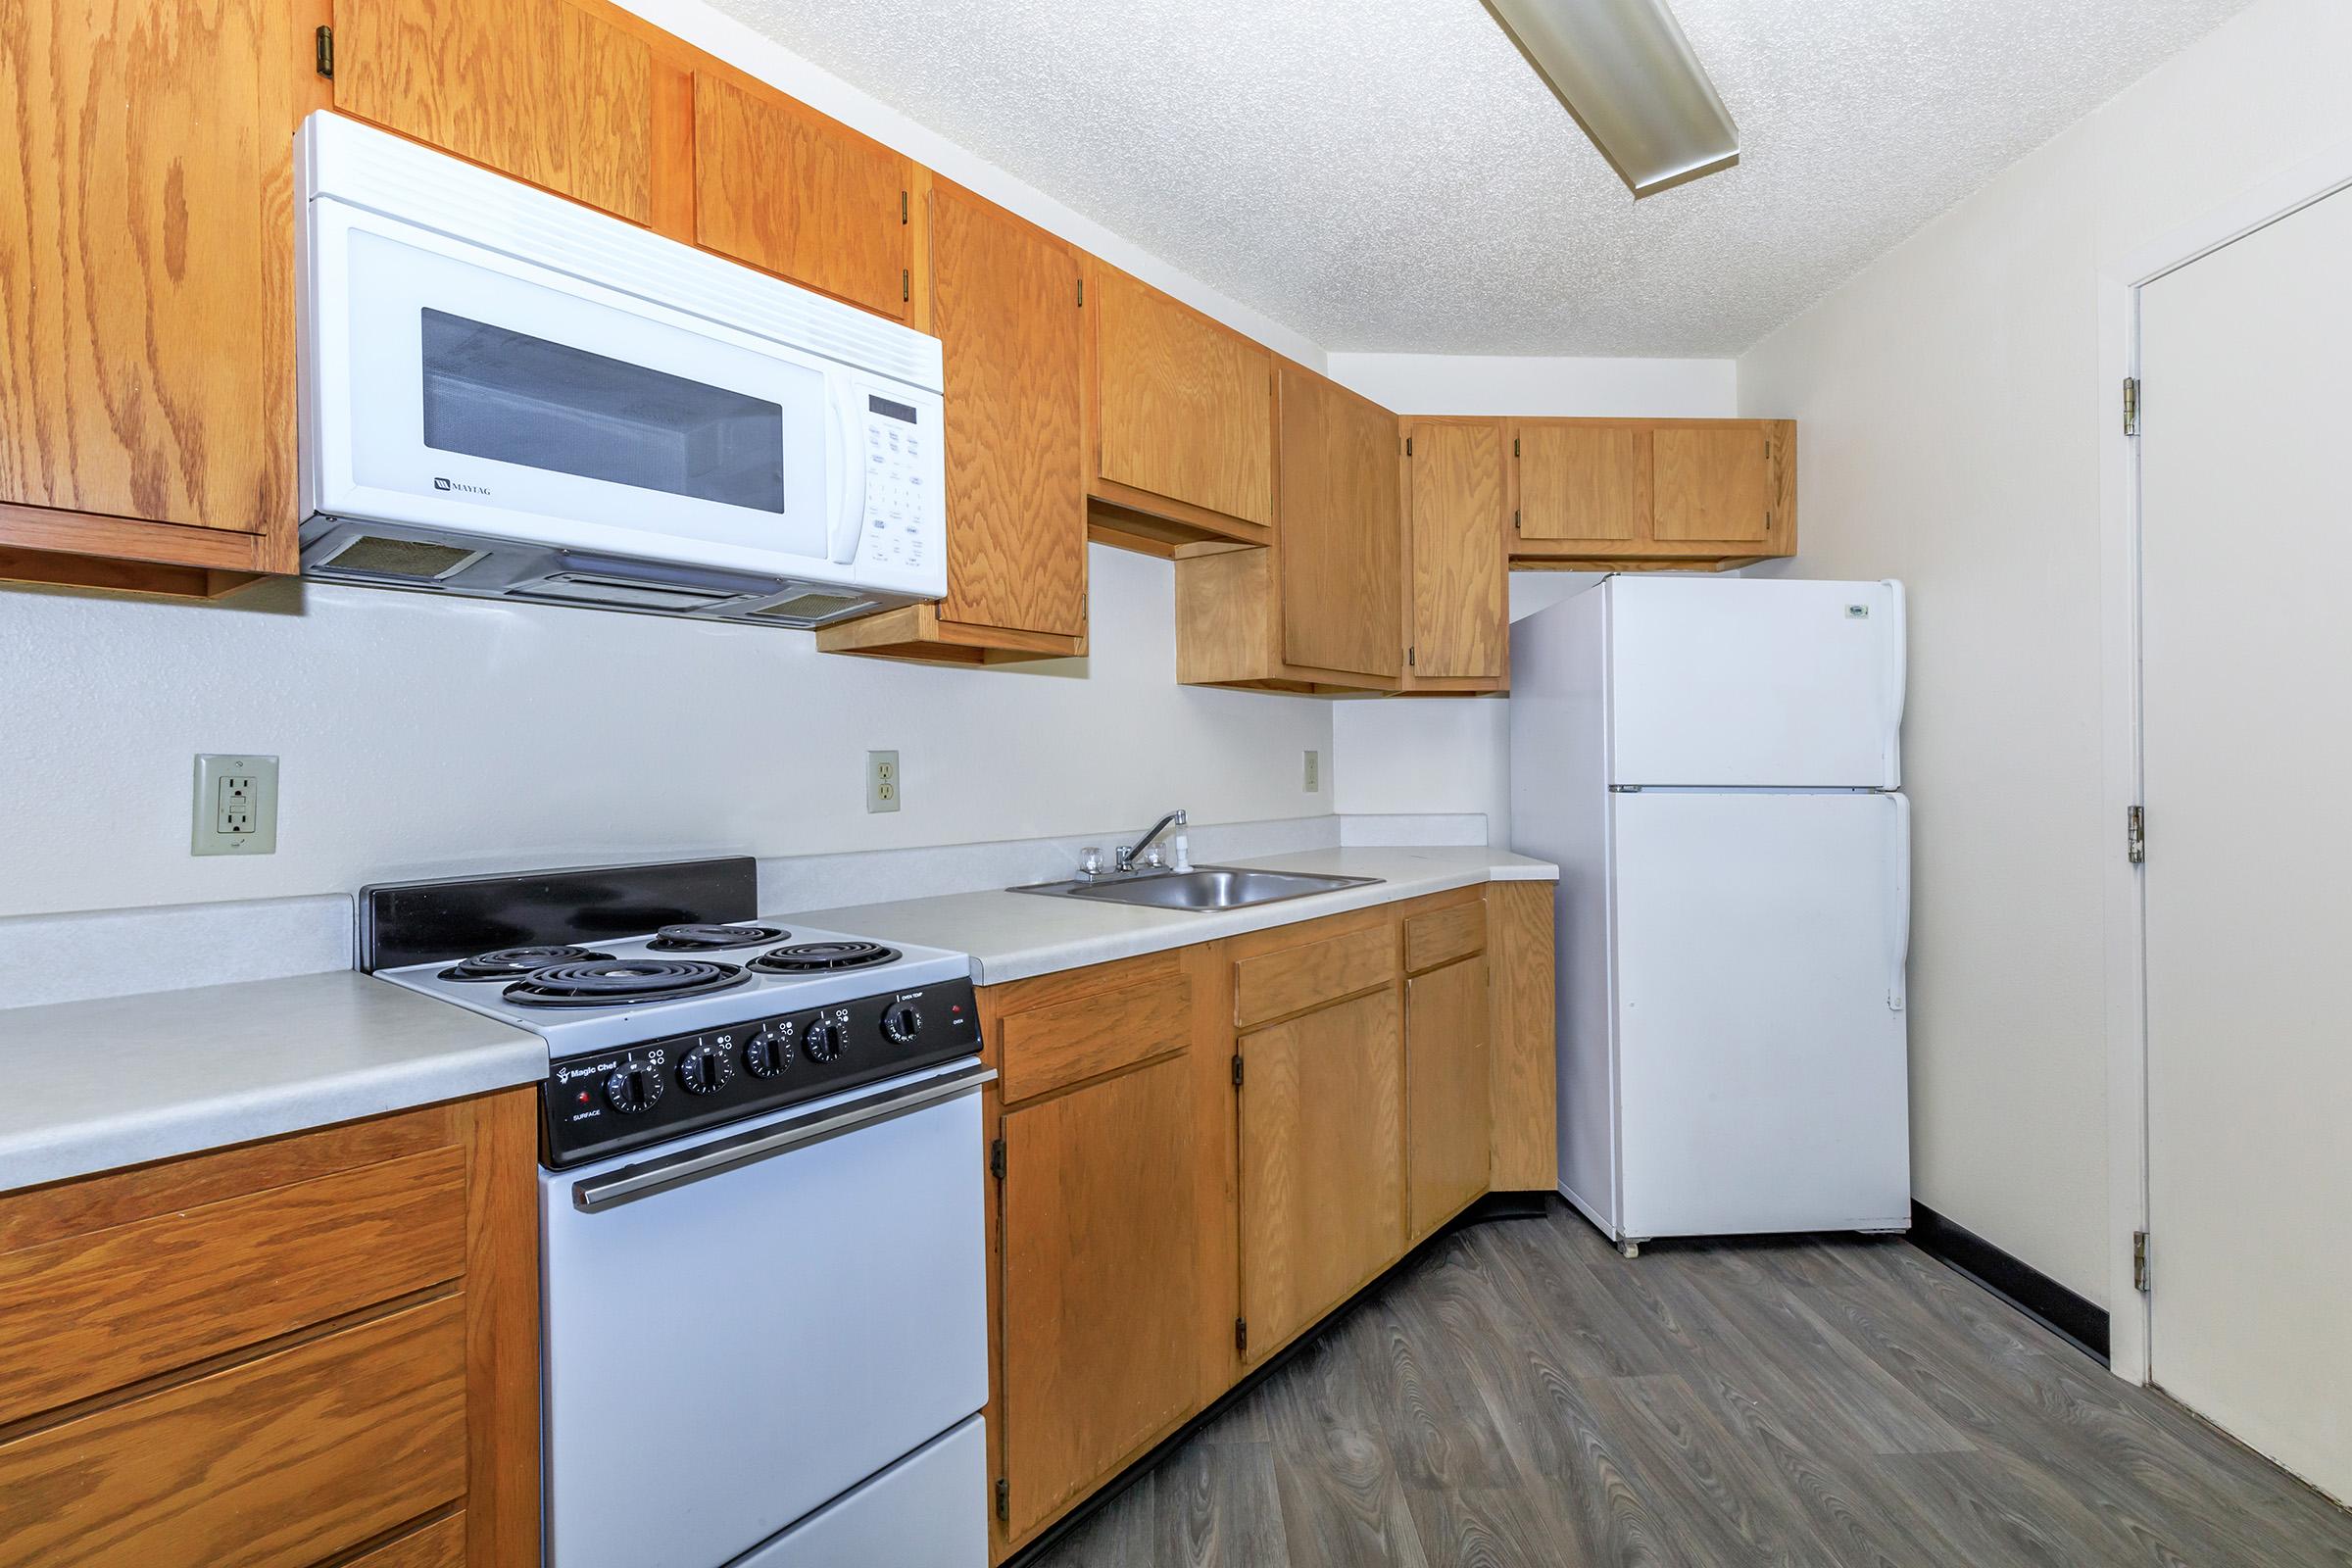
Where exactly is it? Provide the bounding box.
[678,1044,735,1096]
[804,1018,845,1063]
[605,1065,663,1114]
[743,1025,795,1079]
[880,1004,923,1044]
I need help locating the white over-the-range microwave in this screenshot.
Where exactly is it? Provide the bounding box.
[295,112,946,626]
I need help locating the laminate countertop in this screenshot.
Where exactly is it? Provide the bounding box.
[0,969,544,1195]
[775,846,1558,987]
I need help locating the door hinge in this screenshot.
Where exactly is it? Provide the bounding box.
[902,269,910,303]
[1513,508,1521,532]
[2132,1230,2151,1293]
[1076,276,1084,307]
[1235,1316,1249,1354]
[989,1137,1005,1181]
[1230,1053,1244,1089]
[995,1477,1009,1523]
[2126,805,2145,865]
[2123,376,2140,436]
[1408,645,1416,667]
[1404,436,1413,457]
[1513,435,1520,458]
[314,24,334,77]
[900,189,908,224]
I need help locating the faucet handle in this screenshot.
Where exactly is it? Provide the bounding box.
[1079,847,1102,877]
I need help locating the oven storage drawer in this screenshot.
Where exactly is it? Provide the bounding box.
[737,1414,986,1567]
[540,1060,990,1568]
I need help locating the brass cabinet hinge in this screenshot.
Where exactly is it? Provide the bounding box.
[1076,276,1084,307]
[1408,646,1416,667]
[1404,436,1413,457]
[1230,1053,1244,1089]
[1513,435,1520,458]
[989,1137,1005,1181]
[902,269,910,303]
[2132,1230,2151,1293]
[995,1477,1009,1522]
[314,24,334,77]
[2123,376,2140,437]
[900,189,908,224]
[1513,509,1521,531]
[1235,1317,1249,1354]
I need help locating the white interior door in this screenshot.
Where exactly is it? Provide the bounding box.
[1610,789,1910,1240]
[2139,180,2352,1504]
[1609,576,1904,789]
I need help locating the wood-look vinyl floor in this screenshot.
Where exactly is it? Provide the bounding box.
[1026,1201,2352,1568]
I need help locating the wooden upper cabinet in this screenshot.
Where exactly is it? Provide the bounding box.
[1088,264,1275,545]
[999,1052,1200,1542]
[334,0,659,225]
[1402,420,1509,688]
[1511,417,1796,566]
[1278,366,1402,679]
[0,0,301,594]
[691,73,911,318]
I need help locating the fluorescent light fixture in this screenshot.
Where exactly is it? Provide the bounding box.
[1483,0,1740,196]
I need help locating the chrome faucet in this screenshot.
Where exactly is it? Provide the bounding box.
[1114,809,1187,874]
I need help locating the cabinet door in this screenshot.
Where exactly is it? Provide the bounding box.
[928,183,1086,636]
[0,0,294,536]
[1092,269,1275,530]
[1405,422,1508,681]
[1278,367,1401,678]
[999,1054,1200,1540]
[335,0,656,224]
[692,74,910,318]
[1517,422,1644,544]
[1653,424,1775,545]
[1406,955,1492,1241]
[1238,989,1404,1359]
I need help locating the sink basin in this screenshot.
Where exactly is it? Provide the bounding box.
[1010,865,1383,912]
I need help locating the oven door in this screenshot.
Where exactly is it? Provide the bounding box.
[302,196,866,573]
[540,1059,992,1568]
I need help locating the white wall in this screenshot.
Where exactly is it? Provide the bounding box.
[0,547,1330,917]
[1327,356,1737,839]
[1738,0,2352,1301]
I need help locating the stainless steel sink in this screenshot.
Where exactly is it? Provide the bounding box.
[1009,865,1383,912]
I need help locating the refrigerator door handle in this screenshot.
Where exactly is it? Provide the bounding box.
[1883,579,1907,788]
[1887,791,1912,1011]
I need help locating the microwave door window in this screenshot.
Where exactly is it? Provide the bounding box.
[419,309,786,513]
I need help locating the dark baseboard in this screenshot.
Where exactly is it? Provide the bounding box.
[1909,1200,2109,1365]
[1002,1193,1559,1565]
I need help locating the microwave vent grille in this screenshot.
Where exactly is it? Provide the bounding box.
[753,591,870,623]
[318,534,483,581]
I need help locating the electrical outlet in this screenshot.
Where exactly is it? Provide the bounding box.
[193,754,279,856]
[866,750,901,813]
[1303,750,1321,792]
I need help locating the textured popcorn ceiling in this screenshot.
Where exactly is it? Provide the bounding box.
[708,0,2256,356]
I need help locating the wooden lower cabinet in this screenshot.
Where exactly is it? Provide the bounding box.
[1237,985,1405,1359]
[0,1089,539,1568]
[976,887,1552,1559]
[1487,881,1560,1192]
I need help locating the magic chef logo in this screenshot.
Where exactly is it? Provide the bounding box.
[433,476,491,497]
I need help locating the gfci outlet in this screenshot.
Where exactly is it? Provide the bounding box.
[192,754,279,856]
[1303,750,1321,792]
[866,750,902,814]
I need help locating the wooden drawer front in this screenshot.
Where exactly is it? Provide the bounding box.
[1234,923,1398,1030]
[0,1294,469,1568]
[0,1145,468,1426]
[347,1514,466,1568]
[1403,901,1487,974]
[999,974,1192,1103]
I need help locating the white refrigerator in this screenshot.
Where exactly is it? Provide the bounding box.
[1509,575,1912,1252]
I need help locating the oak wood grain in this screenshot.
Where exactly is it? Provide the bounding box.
[1001,1053,1201,1542]
[0,1145,466,1426]
[346,1513,466,1568]
[0,0,297,539]
[1653,424,1774,544]
[1238,988,1405,1364]
[1401,901,1486,976]
[461,1089,540,1568]
[1091,264,1275,529]
[1403,956,1490,1245]
[1233,923,1399,1030]
[335,0,654,223]
[1276,365,1401,679]
[926,179,1087,636]
[1485,883,1558,1192]
[999,973,1193,1104]
[691,72,909,318]
[1516,420,1647,543]
[1402,421,1507,684]
[0,1293,469,1568]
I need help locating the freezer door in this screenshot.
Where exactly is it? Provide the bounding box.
[1610,790,1910,1239]
[1609,577,1904,788]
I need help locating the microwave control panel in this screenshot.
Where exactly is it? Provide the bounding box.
[858,392,944,585]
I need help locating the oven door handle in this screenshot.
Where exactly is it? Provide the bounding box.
[571,1061,997,1212]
